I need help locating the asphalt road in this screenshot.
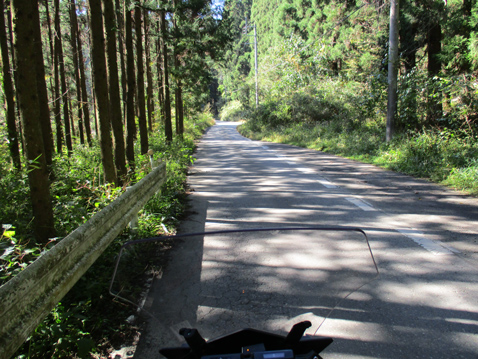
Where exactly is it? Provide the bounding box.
[132,121,478,359]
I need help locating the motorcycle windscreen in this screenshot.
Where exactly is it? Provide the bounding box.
[110,228,379,350]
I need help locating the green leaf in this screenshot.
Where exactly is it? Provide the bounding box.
[3,230,15,238]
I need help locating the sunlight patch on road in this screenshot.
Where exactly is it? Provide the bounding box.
[318,317,386,343]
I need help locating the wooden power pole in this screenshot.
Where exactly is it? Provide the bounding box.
[386,0,399,142]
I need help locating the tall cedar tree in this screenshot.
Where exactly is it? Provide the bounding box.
[88,0,117,184]
[0,0,21,170]
[103,0,127,183]
[54,0,72,156]
[69,0,84,145]
[116,0,127,123]
[75,3,93,147]
[160,8,173,142]
[12,0,56,242]
[34,2,54,167]
[144,8,154,132]
[69,0,85,145]
[125,7,136,172]
[172,2,184,137]
[52,0,63,153]
[155,22,165,122]
[135,6,149,154]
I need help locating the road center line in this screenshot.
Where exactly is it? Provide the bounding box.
[297,167,315,174]
[396,229,458,255]
[316,177,337,189]
[346,197,377,211]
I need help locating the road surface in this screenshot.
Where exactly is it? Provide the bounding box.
[132,121,478,359]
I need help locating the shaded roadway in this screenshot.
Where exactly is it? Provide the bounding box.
[133,121,478,359]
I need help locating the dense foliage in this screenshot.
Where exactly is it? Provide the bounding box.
[0,0,225,356]
[218,0,478,194]
[1,110,215,358]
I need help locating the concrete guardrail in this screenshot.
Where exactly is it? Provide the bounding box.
[0,161,167,359]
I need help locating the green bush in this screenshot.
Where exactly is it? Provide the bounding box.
[4,108,215,358]
[446,161,478,192]
[377,130,478,182]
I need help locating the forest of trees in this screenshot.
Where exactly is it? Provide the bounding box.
[216,0,477,195]
[3,0,476,244]
[0,0,230,243]
[219,0,477,135]
[0,0,477,356]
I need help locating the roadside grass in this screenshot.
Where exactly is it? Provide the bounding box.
[1,109,215,358]
[238,119,478,196]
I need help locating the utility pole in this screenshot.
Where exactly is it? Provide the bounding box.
[254,23,258,107]
[245,17,259,107]
[386,0,399,142]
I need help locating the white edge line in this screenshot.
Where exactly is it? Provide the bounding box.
[397,229,458,255]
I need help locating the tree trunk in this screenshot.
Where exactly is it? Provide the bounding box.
[174,55,184,138]
[55,0,72,156]
[34,1,54,167]
[12,0,56,243]
[68,92,76,137]
[125,8,136,172]
[135,6,148,154]
[386,0,399,142]
[115,0,127,124]
[53,31,62,154]
[45,0,54,96]
[0,0,21,170]
[75,5,92,147]
[88,0,117,185]
[6,1,23,154]
[70,0,84,145]
[103,0,127,183]
[160,10,173,142]
[144,8,154,131]
[172,5,184,137]
[155,23,165,122]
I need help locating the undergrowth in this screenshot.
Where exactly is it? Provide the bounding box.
[1,109,215,358]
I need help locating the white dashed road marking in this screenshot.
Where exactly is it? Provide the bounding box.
[346,197,377,211]
[397,229,458,255]
[262,144,460,257]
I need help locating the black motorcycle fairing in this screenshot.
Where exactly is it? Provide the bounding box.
[159,325,333,359]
